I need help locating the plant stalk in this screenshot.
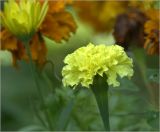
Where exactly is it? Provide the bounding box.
[24,41,53,130]
[91,75,110,131]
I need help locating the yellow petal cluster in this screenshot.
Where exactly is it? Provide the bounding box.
[62,43,134,88]
[1,0,48,41]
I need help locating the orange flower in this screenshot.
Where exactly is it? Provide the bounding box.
[144,9,159,55]
[74,1,128,32]
[0,0,77,68]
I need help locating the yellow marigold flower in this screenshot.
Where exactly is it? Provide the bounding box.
[62,43,134,88]
[1,0,48,41]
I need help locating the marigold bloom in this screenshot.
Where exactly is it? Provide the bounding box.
[62,43,133,88]
[1,0,48,41]
[0,0,77,68]
[74,1,128,32]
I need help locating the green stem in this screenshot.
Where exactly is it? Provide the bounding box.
[57,99,74,130]
[56,87,80,130]
[91,75,110,131]
[24,41,53,130]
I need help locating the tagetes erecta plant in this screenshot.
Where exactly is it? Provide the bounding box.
[62,43,134,88]
[0,0,77,68]
[62,43,133,130]
[144,9,159,55]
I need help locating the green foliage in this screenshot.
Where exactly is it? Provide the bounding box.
[146,111,159,130]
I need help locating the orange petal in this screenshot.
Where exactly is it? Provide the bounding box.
[10,42,28,67]
[0,29,18,50]
[30,34,47,68]
[0,28,47,68]
[40,11,77,42]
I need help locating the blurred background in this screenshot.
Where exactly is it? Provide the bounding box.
[1,0,159,131]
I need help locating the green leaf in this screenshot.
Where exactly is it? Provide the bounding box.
[91,74,110,131]
[146,111,159,129]
[56,99,75,130]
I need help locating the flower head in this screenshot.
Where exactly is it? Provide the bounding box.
[62,43,134,88]
[1,0,48,41]
[74,1,128,32]
[0,0,77,68]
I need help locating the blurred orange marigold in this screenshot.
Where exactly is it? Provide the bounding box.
[74,1,128,32]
